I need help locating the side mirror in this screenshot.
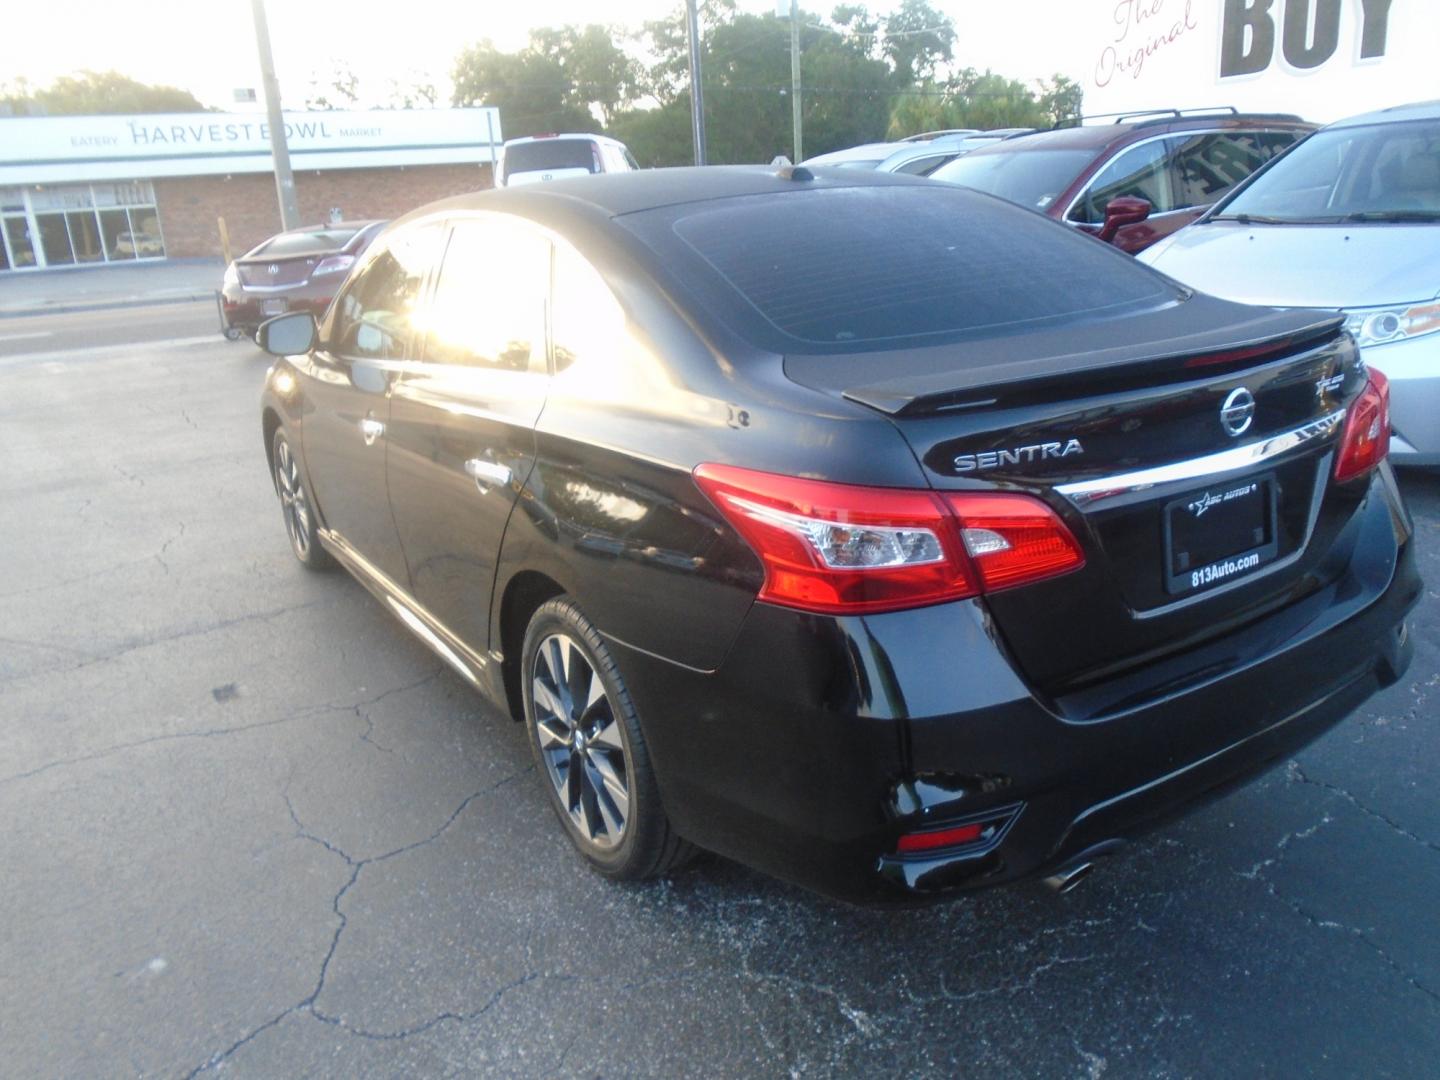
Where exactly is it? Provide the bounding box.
[1099,196,1153,243]
[257,312,317,357]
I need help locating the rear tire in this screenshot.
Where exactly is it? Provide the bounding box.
[271,429,333,571]
[522,597,693,880]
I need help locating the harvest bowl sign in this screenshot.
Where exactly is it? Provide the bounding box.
[0,108,504,185]
[1084,0,1432,122]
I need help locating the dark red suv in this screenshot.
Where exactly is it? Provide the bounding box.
[930,109,1316,254]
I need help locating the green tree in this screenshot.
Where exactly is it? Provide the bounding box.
[887,68,1066,138]
[1037,74,1084,128]
[529,24,639,125]
[882,0,955,85]
[609,99,696,166]
[451,39,597,138]
[885,85,951,139]
[638,0,738,104]
[386,74,439,110]
[305,62,360,111]
[620,8,891,165]
[1,71,204,115]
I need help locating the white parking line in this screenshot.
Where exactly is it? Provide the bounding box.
[0,331,54,342]
[0,334,223,366]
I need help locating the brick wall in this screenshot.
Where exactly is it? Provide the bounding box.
[153,163,494,258]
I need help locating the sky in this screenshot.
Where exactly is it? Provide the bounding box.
[1,0,1082,111]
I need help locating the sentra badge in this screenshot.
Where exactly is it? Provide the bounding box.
[954,439,1083,473]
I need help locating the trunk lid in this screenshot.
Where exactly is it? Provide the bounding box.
[237,255,317,288]
[786,302,1365,696]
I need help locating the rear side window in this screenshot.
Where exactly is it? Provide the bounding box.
[551,244,626,373]
[663,186,1176,348]
[1169,131,1300,208]
[504,139,598,178]
[1069,140,1175,224]
[891,153,953,176]
[331,225,439,360]
[422,217,549,371]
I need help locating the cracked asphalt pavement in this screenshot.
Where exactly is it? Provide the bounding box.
[2,304,1437,1078]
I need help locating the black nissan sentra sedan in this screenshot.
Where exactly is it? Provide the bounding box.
[255,167,1419,903]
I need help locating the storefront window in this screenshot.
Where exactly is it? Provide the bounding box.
[3,218,37,268]
[99,208,132,261]
[0,181,164,271]
[67,210,104,262]
[37,214,75,266]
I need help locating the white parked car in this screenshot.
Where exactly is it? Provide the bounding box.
[804,130,1037,177]
[496,134,638,187]
[1141,101,1440,465]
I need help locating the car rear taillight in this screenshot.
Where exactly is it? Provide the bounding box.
[945,492,1087,593]
[693,464,1083,615]
[1333,369,1391,483]
[313,254,355,277]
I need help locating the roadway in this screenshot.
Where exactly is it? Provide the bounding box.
[2,300,1437,1077]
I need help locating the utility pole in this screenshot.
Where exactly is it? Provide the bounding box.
[789,0,802,164]
[251,0,300,231]
[685,0,707,165]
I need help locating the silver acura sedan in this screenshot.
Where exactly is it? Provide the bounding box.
[1141,100,1440,465]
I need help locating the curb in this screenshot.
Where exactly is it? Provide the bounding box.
[0,292,217,320]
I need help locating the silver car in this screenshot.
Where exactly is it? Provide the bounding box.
[803,130,1036,176]
[1141,101,1440,465]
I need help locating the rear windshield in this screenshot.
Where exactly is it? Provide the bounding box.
[250,228,358,258]
[654,185,1176,350]
[932,148,1099,211]
[505,139,598,177]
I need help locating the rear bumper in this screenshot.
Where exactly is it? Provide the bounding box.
[221,281,335,331]
[607,467,1420,903]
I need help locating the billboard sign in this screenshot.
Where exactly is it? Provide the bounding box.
[1083,0,1435,123]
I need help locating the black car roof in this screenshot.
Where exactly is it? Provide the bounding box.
[397,165,934,223]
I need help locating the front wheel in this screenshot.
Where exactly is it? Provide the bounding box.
[271,429,333,570]
[522,597,692,880]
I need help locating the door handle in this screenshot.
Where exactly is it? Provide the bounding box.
[359,417,385,446]
[465,457,513,492]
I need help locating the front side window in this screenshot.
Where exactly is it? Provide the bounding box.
[331,225,438,360]
[1069,141,1175,224]
[1219,118,1440,222]
[422,217,549,371]
[1169,131,1300,208]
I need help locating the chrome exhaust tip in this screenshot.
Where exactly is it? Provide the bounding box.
[1042,861,1094,894]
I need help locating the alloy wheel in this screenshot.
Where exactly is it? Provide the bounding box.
[274,436,311,559]
[531,632,631,850]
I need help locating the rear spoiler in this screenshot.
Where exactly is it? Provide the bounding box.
[788,301,1346,417]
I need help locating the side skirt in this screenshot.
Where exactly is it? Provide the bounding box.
[318,527,495,695]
